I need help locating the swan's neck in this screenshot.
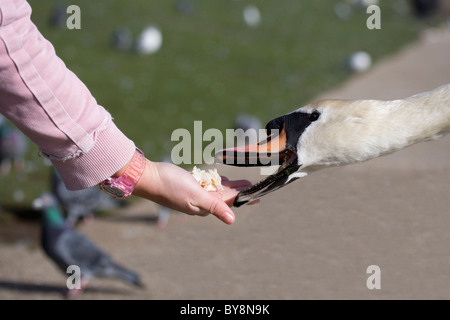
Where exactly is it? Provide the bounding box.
[359,84,450,161]
[299,84,450,171]
[397,84,450,144]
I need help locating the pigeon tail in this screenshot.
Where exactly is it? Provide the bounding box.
[106,263,144,288]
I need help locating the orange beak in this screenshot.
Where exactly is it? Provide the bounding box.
[215,125,289,167]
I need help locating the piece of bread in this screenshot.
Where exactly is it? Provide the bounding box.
[191,166,223,191]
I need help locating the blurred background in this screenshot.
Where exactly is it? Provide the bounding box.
[0,0,449,299]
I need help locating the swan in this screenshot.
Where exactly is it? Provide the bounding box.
[216,83,450,206]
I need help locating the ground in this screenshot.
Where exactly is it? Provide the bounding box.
[0,25,450,300]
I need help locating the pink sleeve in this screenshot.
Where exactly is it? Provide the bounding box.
[0,0,136,189]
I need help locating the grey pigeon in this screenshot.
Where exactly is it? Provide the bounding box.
[50,168,124,226]
[234,113,262,132]
[0,115,27,174]
[175,0,195,15]
[410,0,439,18]
[233,113,263,147]
[34,193,143,298]
[111,27,133,52]
[49,5,65,28]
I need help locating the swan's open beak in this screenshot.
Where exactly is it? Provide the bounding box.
[215,110,317,206]
[215,123,301,207]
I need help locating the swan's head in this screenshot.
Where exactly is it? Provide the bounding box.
[216,99,396,206]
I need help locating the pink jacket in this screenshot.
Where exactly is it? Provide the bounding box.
[0,0,136,189]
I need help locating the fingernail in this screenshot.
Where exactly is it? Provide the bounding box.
[224,211,235,224]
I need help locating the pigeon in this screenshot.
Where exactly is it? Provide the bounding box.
[111,27,133,52]
[34,193,143,298]
[234,113,262,132]
[233,113,263,147]
[157,204,172,229]
[50,168,124,226]
[49,5,66,28]
[410,0,440,18]
[0,115,27,174]
[135,26,163,55]
[175,0,195,15]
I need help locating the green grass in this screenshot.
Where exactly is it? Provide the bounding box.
[0,0,424,213]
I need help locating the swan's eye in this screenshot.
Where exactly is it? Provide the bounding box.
[309,111,321,122]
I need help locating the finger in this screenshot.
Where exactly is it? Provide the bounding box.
[194,191,236,225]
[204,193,235,224]
[206,195,235,224]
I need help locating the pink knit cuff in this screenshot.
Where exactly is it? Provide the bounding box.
[51,121,136,190]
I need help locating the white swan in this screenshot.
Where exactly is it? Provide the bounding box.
[216,83,450,206]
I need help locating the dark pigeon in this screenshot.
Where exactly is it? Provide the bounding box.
[410,0,440,18]
[50,168,124,226]
[234,113,262,132]
[34,193,143,298]
[111,27,132,51]
[0,115,27,174]
[49,5,66,28]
